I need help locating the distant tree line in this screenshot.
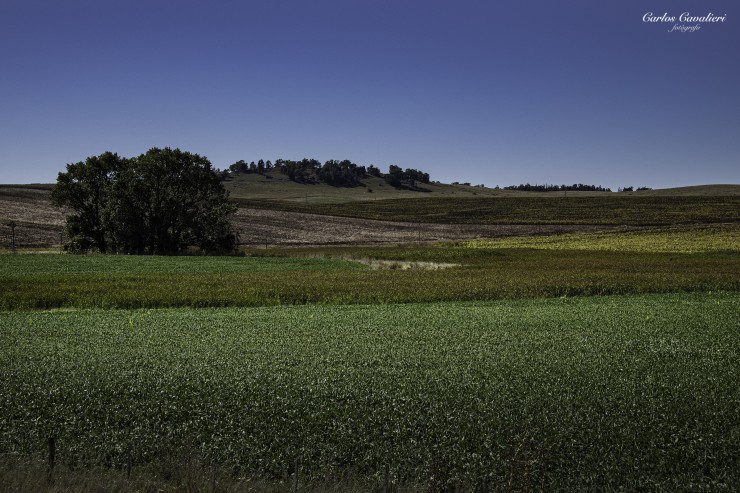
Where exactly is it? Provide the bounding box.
[224,158,431,189]
[51,148,238,254]
[618,186,653,192]
[503,183,613,192]
[227,159,273,175]
[384,165,430,188]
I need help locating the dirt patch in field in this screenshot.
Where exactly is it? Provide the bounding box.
[0,188,66,248]
[353,259,460,270]
[0,186,630,249]
[233,208,628,247]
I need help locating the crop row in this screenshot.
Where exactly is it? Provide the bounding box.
[235,195,740,225]
[1,293,737,490]
[459,223,740,253]
[1,249,738,309]
[0,253,363,278]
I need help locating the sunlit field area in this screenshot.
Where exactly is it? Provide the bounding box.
[460,223,739,253]
[3,0,739,488]
[2,224,739,310]
[1,292,738,491]
[1,204,738,491]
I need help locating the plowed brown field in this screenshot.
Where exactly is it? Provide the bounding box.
[0,186,621,249]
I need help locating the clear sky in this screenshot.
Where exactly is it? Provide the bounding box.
[1,0,738,189]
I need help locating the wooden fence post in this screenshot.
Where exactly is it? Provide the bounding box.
[126,446,132,479]
[292,458,299,493]
[48,436,56,469]
[47,436,56,483]
[8,221,16,253]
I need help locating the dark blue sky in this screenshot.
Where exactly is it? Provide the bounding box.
[1,0,738,189]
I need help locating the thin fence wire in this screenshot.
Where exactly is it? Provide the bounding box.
[0,223,62,250]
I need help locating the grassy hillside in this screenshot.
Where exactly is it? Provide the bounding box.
[4,176,740,205]
[2,177,739,250]
[222,171,502,203]
[622,184,740,196]
[225,172,740,225]
[223,171,740,204]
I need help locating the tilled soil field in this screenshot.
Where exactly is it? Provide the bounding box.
[232,208,624,246]
[0,186,625,249]
[0,187,66,250]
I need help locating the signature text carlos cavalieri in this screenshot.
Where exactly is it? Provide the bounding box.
[643,12,727,32]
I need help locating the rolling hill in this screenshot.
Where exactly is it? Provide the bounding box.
[222,170,740,203]
[1,176,739,250]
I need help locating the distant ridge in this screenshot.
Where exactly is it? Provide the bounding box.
[2,181,738,250]
[626,184,740,196]
[2,180,738,200]
[222,171,740,204]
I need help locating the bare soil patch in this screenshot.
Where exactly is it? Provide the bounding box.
[0,186,631,249]
[233,208,629,247]
[0,187,66,248]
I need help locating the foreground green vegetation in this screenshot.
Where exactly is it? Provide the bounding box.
[0,253,363,277]
[1,293,737,490]
[1,248,737,309]
[2,219,737,490]
[2,224,738,310]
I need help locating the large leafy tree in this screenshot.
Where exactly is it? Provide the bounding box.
[50,151,121,253]
[51,148,238,254]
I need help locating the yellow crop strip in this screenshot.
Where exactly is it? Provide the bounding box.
[461,224,740,253]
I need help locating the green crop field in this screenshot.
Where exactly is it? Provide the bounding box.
[1,198,739,490]
[1,224,739,310]
[2,248,738,309]
[0,253,363,277]
[1,293,737,491]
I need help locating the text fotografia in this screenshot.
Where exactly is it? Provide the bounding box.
[643,12,727,33]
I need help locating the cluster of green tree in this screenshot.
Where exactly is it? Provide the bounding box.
[451,182,487,187]
[51,148,238,254]
[275,159,321,183]
[226,159,273,175]
[503,183,612,192]
[317,160,368,186]
[227,158,366,186]
[618,186,653,192]
[384,165,431,188]
[225,158,431,189]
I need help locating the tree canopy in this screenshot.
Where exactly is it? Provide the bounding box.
[51,148,238,254]
[503,183,612,192]
[226,157,432,189]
